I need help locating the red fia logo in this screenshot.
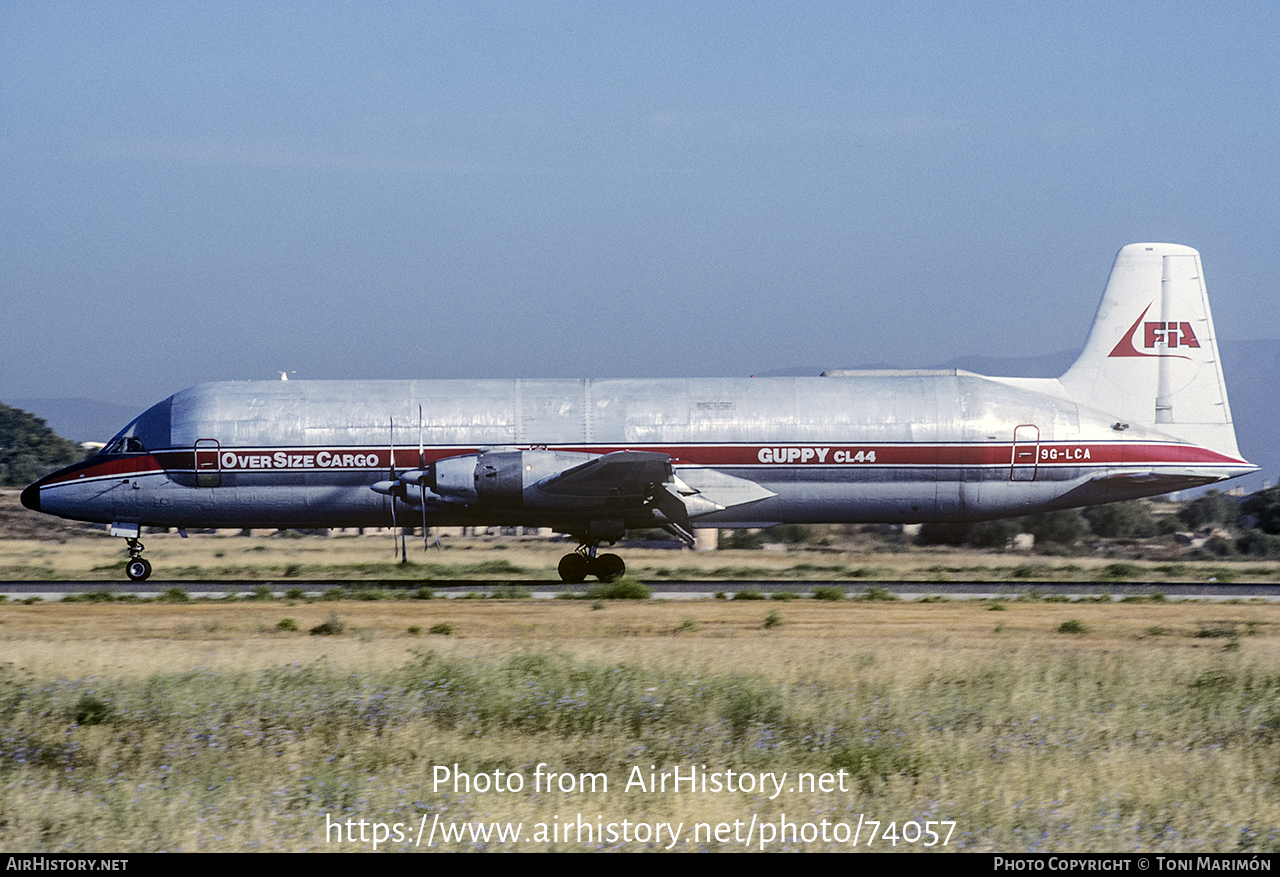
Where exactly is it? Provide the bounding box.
[1108,304,1200,359]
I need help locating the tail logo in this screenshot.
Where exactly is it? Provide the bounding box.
[1108,303,1200,360]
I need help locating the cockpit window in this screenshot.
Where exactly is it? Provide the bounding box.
[100,396,172,456]
[102,437,147,455]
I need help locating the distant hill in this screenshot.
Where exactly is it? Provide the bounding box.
[0,402,86,487]
[9,398,141,445]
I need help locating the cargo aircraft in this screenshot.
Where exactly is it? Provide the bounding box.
[22,244,1255,582]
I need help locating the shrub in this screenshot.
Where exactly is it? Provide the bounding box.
[916,522,971,546]
[1204,535,1236,557]
[1242,486,1280,534]
[719,530,764,550]
[1099,562,1140,580]
[1179,490,1241,529]
[490,584,532,599]
[811,585,846,601]
[584,577,651,600]
[73,694,112,726]
[276,618,298,632]
[1235,531,1280,557]
[1084,500,1159,538]
[855,586,898,602]
[1057,619,1087,634]
[1025,509,1088,544]
[763,610,783,629]
[766,523,812,544]
[429,622,453,636]
[63,591,116,603]
[309,612,345,636]
[1009,563,1048,579]
[968,519,1025,548]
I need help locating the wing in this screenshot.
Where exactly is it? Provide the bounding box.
[376,448,775,545]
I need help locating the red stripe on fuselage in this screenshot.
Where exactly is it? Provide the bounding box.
[38,441,1245,482]
[36,454,165,487]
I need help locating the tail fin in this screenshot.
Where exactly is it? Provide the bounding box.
[1060,243,1242,459]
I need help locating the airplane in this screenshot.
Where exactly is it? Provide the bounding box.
[22,243,1256,583]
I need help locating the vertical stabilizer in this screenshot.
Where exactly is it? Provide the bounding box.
[1060,243,1241,458]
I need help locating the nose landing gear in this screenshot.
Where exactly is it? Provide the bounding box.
[557,545,625,583]
[124,538,152,582]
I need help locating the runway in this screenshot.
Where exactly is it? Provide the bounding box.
[4,579,1279,601]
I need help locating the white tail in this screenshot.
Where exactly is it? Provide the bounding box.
[1059,243,1241,458]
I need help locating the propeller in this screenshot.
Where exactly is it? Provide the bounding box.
[370,407,446,555]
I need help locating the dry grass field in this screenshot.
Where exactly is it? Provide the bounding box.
[2,594,1279,852]
[3,527,1279,584]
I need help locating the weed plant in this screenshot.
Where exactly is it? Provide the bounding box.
[308,612,345,636]
[489,584,532,599]
[855,586,898,602]
[583,577,652,600]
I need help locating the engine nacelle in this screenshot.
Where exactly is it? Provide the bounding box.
[428,449,600,506]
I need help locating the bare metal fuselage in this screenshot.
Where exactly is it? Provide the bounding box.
[25,372,1251,533]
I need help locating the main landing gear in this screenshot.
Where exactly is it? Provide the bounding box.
[124,538,152,582]
[558,545,625,584]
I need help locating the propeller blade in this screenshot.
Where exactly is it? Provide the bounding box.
[427,481,437,550]
[391,488,400,560]
[389,416,400,561]
[420,405,428,552]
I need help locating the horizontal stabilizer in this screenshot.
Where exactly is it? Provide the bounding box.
[673,467,777,509]
[1090,471,1223,490]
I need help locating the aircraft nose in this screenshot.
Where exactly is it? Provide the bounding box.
[20,483,40,512]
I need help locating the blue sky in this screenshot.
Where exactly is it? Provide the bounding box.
[3,2,1277,406]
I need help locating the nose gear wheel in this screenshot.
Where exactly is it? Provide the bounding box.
[124,538,151,581]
